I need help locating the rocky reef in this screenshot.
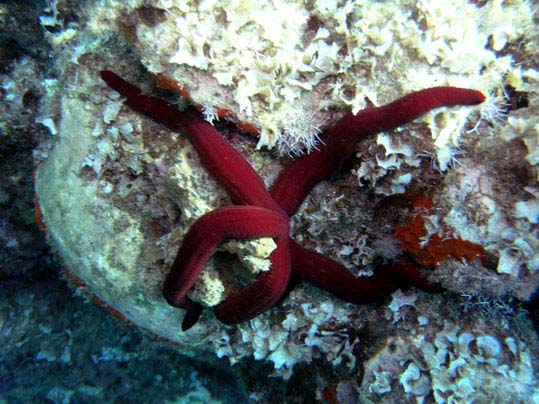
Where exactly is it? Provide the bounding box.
[18,0,539,402]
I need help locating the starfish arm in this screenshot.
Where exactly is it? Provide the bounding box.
[324,86,485,158]
[289,241,397,303]
[180,112,284,213]
[270,148,337,217]
[100,71,281,211]
[385,259,443,293]
[163,206,290,328]
[271,87,485,216]
[214,234,290,324]
[176,297,204,332]
[100,70,185,131]
[289,241,441,303]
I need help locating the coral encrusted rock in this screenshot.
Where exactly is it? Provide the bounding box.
[33,1,539,401]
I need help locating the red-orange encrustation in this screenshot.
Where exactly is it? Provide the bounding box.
[101,70,485,330]
[395,197,485,267]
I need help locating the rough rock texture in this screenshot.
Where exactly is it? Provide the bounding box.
[0,274,245,403]
[0,1,52,280]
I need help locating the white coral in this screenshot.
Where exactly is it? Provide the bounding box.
[354,133,420,195]
[362,321,539,403]
[211,296,357,379]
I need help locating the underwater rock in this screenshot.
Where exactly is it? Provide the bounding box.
[31,1,539,401]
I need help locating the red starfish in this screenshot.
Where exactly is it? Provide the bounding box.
[100,71,485,330]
